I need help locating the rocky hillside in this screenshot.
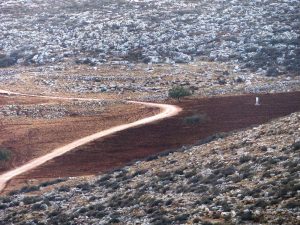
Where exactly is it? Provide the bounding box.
[0,0,299,75]
[1,112,299,224]
[0,100,111,119]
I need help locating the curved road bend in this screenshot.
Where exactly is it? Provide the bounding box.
[0,90,182,191]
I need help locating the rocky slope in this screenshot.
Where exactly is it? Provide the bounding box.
[0,0,299,75]
[1,112,299,224]
[0,100,111,119]
[1,62,300,102]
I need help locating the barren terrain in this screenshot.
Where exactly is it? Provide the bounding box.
[0,94,299,224]
[0,94,158,174]
[0,0,299,224]
[3,91,300,193]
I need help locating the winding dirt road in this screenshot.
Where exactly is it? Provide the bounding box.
[0,90,182,191]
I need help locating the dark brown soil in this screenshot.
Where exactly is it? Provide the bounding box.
[6,92,300,191]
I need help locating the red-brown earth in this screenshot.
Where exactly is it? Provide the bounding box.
[4,92,300,192]
[0,95,158,174]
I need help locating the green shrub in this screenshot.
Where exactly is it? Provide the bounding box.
[165,199,173,206]
[168,86,191,101]
[88,203,105,211]
[131,169,147,177]
[222,166,236,176]
[254,199,268,208]
[0,148,11,161]
[184,114,207,125]
[78,207,88,214]
[96,174,111,183]
[39,178,66,187]
[58,186,70,192]
[20,185,40,193]
[285,199,299,209]
[0,55,16,68]
[184,169,197,178]
[109,217,120,224]
[240,210,253,221]
[0,204,8,209]
[48,210,60,217]
[175,214,189,222]
[193,218,201,223]
[32,203,47,211]
[292,141,300,151]
[239,155,252,164]
[174,168,185,175]
[86,210,106,219]
[48,213,71,224]
[23,196,42,205]
[76,182,91,191]
[156,171,173,181]
[8,190,19,196]
[152,216,172,225]
[187,175,203,184]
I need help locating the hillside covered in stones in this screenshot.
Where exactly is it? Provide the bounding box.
[1,112,299,225]
[0,0,299,76]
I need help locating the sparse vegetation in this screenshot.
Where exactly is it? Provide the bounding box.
[168,86,191,101]
[175,214,189,222]
[39,178,67,187]
[239,155,252,164]
[58,186,70,192]
[0,60,298,225]
[0,148,11,161]
[76,182,91,191]
[291,141,300,151]
[19,185,40,193]
[32,203,47,211]
[0,55,16,68]
[183,113,207,125]
[22,196,42,205]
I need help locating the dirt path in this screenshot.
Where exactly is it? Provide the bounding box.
[0,90,182,191]
[12,91,299,183]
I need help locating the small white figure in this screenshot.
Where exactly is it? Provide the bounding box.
[255,97,260,106]
[147,62,153,71]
